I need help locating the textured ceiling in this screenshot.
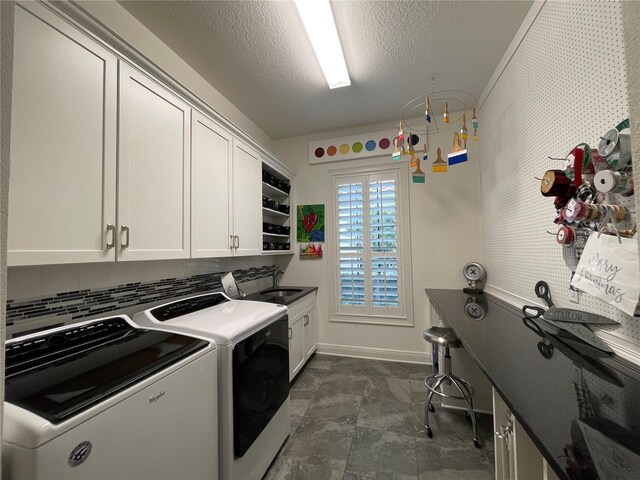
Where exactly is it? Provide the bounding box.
[119,1,533,140]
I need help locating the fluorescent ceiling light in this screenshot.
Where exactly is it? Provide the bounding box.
[294,0,351,89]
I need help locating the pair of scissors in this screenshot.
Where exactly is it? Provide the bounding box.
[522,316,554,359]
[521,281,554,319]
[522,281,613,353]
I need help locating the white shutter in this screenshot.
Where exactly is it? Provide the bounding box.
[338,180,366,310]
[335,172,402,316]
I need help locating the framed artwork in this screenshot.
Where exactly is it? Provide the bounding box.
[297,204,325,242]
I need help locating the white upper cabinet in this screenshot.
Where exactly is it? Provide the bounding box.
[191,111,233,258]
[8,3,118,266]
[232,141,262,256]
[117,63,191,261]
[8,3,288,267]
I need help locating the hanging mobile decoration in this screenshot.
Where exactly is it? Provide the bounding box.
[392,137,401,161]
[448,132,468,165]
[410,156,425,183]
[425,96,431,123]
[461,113,469,149]
[443,101,449,123]
[472,106,479,141]
[432,147,448,172]
[423,124,429,161]
[408,134,416,156]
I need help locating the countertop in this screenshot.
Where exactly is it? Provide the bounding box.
[244,286,317,306]
[426,288,640,480]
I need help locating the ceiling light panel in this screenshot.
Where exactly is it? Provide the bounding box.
[294,0,351,89]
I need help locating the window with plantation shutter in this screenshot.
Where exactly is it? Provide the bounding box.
[331,167,411,324]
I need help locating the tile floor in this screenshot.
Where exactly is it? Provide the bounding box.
[264,354,495,480]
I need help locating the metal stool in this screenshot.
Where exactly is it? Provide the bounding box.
[423,326,480,448]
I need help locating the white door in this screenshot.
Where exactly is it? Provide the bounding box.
[191,111,233,258]
[232,141,261,256]
[303,307,317,359]
[118,63,191,261]
[8,3,117,266]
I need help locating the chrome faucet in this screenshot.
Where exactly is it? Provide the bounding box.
[272,270,285,289]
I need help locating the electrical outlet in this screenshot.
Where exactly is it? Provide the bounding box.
[569,288,580,304]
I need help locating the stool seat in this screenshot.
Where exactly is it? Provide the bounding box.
[423,326,462,348]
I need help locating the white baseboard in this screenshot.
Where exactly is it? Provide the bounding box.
[316,343,431,364]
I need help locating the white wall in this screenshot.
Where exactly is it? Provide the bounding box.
[0,0,15,465]
[479,1,640,358]
[622,1,640,256]
[274,119,484,363]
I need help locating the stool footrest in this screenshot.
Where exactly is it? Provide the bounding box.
[425,373,475,401]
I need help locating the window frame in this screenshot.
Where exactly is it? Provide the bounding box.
[327,163,414,327]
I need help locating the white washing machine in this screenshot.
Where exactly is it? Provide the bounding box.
[3,315,218,480]
[133,292,290,480]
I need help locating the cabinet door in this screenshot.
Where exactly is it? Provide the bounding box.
[118,63,191,261]
[8,3,117,266]
[289,316,305,381]
[232,141,261,256]
[191,111,233,258]
[303,307,317,359]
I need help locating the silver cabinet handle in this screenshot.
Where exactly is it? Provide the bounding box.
[235,235,240,249]
[230,235,234,250]
[106,224,115,249]
[304,315,309,326]
[288,327,292,340]
[121,225,130,249]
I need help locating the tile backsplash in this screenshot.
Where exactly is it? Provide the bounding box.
[6,256,286,335]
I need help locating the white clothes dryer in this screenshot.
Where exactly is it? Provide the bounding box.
[133,292,290,480]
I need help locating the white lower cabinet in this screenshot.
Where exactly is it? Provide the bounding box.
[493,388,559,480]
[289,316,305,380]
[288,292,317,381]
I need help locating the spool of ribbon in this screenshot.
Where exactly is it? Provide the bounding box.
[594,170,633,196]
[556,226,575,246]
[563,200,588,223]
[541,170,572,197]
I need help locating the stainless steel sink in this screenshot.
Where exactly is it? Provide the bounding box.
[260,288,303,298]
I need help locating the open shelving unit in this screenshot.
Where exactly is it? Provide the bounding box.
[262,164,293,255]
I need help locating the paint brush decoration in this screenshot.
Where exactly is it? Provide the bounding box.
[461,113,469,141]
[411,156,425,183]
[423,125,429,161]
[472,106,479,141]
[398,121,405,152]
[392,121,404,160]
[448,132,468,165]
[460,113,469,150]
[408,134,415,156]
[392,137,401,161]
[432,147,448,173]
[425,96,431,123]
[443,101,449,123]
